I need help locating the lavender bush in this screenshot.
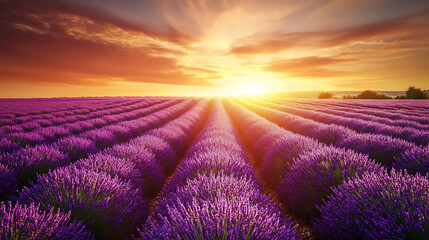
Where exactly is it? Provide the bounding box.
[0,201,93,240]
[394,145,429,175]
[315,170,429,239]
[278,146,384,222]
[14,166,149,239]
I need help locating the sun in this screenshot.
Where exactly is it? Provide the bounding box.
[241,81,267,95]
[221,76,271,96]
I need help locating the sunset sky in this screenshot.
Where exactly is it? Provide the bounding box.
[1,0,429,97]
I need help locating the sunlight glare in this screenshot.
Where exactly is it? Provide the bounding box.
[224,77,270,96]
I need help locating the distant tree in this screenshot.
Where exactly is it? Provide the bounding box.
[342,95,356,99]
[318,92,334,99]
[395,95,407,99]
[356,90,392,99]
[405,86,429,99]
[374,93,392,99]
[342,90,392,99]
[357,90,378,99]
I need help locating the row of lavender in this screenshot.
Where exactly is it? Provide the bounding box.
[225,99,428,239]
[280,99,429,122]
[1,98,209,239]
[137,100,300,239]
[254,99,429,146]
[0,99,188,200]
[239,99,429,175]
[0,97,127,117]
[0,98,143,133]
[280,100,429,131]
[0,98,168,151]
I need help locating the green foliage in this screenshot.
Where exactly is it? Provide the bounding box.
[342,95,356,99]
[405,86,429,99]
[342,90,392,99]
[356,90,392,99]
[318,92,334,99]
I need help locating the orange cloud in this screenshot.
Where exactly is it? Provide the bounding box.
[0,0,215,87]
[229,8,429,55]
[265,56,355,78]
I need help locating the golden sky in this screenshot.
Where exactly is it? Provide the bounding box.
[1,0,429,97]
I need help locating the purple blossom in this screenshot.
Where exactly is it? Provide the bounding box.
[103,144,165,196]
[0,164,19,198]
[139,173,300,240]
[146,128,190,154]
[0,125,23,135]
[251,131,286,166]
[102,125,133,142]
[35,126,71,142]
[261,134,321,187]
[55,136,98,161]
[314,170,429,239]
[165,149,257,194]
[20,122,41,131]
[1,145,70,187]
[242,121,279,148]
[130,135,178,174]
[74,153,157,196]
[7,132,45,148]
[67,121,95,134]
[394,145,429,175]
[14,166,149,239]
[1,201,94,239]
[79,129,117,149]
[308,124,354,145]
[338,133,415,165]
[278,146,385,223]
[0,138,20,154]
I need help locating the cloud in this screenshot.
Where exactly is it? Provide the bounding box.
[265,56,355,78]
[0,0,215,87]
[1,0,196,47]
[229,8,429,55]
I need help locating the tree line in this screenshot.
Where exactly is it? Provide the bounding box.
[318,86,429,99]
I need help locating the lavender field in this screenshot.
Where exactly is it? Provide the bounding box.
[0,97,428,240]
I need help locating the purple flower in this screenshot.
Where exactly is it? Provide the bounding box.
[0,138,20,154]
[79,129,117,149]
[308,124,354,145]
[55,137,98,161]
[165,149,257,194]
[146,128,189,154]
[314,170,429,239]
[278,146,385,223]
[1,201,94,239]
[74,153,150,194]
[130,135,177,174]
[0,125,23,135]
[35,126,71,142]
[7,132,45,148]
[0,164,19,198]
[242,121,279,149]
[261,134,321,187]
[20,121,41,131]
[67,121,95,134]
[394,145,429,175]
[102,125,133,142]
[103,144,165,196]
[14,166,149,239]
[139,174,300,240]
[1,145,70,187]
[338,133,414,165]
[251,130,288,167]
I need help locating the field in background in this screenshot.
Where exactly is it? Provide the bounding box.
[1,97,428,240]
